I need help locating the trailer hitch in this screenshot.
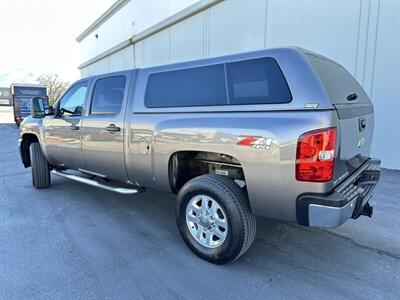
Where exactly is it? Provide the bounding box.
[353,201,374,219]
[359,202,374,218]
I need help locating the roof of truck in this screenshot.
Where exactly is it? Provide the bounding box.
[83,47,360,112]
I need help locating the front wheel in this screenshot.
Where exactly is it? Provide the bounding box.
[176,175,256,264]
[29,142,50,189]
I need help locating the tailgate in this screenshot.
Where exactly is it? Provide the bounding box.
[334,103,375,181]
[335,103,374,161]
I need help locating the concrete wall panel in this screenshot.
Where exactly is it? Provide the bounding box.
[170,12,205,63]
[135,30,170,67]
[79,0,196,63]
[369,1,400,169]
[266,0,361,73]
[208,0,266,57]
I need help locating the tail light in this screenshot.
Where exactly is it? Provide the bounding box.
[296,128,337,182]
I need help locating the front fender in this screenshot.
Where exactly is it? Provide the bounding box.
[20,116,48,160]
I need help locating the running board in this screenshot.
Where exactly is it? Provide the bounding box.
[51,169,143,195]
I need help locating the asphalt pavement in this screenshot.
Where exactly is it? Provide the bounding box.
[0,106,13,124]
[0,121,399,299]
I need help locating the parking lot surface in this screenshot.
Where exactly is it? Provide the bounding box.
[0,122,399,299]
[0,107,13,124]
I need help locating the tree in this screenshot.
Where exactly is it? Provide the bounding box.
[36,73,69,104]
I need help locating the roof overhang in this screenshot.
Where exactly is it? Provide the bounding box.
[76,0,130,42]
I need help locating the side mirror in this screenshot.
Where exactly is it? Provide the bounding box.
[31,97,46,118]
[31,97,54,118]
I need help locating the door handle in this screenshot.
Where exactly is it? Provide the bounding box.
[70,124,80,131]
[105,124,121,133]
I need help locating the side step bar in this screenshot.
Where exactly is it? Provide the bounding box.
[51,169,143,195]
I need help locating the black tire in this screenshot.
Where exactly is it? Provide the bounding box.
[29,143,50,189]
[176,174,256,264]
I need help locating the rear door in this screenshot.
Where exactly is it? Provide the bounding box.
[306,53,374,176]
[81,71,132,182]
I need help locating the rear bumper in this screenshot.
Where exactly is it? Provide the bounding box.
[296,158,381,228]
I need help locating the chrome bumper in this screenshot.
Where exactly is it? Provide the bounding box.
[308,198,357,227]
[297,158,381,228]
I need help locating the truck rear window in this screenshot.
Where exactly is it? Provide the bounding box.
[306,53,370,104]
[144,57,291,108]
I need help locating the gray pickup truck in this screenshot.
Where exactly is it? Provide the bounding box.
[19,47,380,264]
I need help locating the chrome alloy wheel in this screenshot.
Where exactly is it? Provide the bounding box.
[185,195,228,248]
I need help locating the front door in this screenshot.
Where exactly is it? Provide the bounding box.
[43,80,89,169]
[81,73,131,182]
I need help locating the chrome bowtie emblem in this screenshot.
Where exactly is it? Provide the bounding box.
[357,137,365,148]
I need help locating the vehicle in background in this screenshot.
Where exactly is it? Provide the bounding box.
[0,87,12,106]
[11,84,48,126]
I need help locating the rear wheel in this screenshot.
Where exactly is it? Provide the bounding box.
[29,143,50,189]
[176,174,256,264]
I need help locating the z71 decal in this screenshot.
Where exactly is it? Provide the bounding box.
[237,136,273,150]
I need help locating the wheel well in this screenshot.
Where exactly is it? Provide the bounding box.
[21,134,39,168]
[168,151,245,193]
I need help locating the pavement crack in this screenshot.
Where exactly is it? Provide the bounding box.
[321,229,400,261]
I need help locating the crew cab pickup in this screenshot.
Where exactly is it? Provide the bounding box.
[18,47,380,264]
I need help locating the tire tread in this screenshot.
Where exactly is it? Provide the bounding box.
[29,143,50,189]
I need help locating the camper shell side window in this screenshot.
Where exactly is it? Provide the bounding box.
[144,57,292,108]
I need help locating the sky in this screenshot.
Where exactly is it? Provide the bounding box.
[0,0,115,87]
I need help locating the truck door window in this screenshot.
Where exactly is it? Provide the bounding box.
[59,82,88,116]
[90,76,126,115]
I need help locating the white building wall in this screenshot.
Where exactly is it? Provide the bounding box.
[81,45,134,77]
[369,2,400,170]
[79,0,197,63]
[170,12,205,62]
[78,0,400,169]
